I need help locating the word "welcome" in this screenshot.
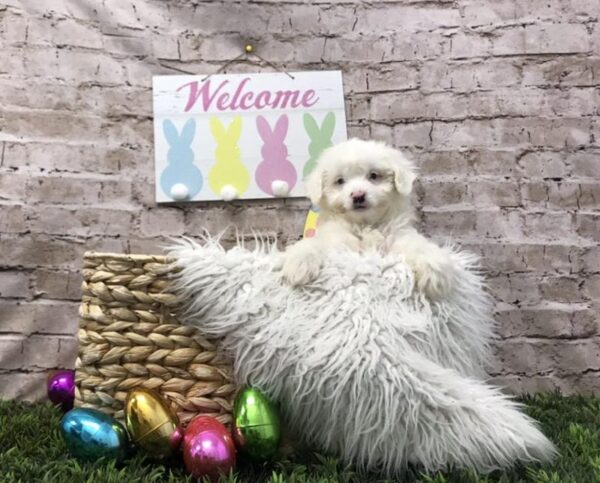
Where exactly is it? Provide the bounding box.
[177,77,319,112]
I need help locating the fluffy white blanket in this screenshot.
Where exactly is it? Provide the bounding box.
[169,238,555,474]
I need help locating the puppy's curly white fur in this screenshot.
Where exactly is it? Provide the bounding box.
[281,138,457,298]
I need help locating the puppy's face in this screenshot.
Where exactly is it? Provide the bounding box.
[306,139,416,224]
[322,158,396,219]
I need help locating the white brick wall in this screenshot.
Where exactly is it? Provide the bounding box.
[0,0,599,400]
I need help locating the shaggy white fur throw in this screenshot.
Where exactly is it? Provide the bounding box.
[168,238,556,474]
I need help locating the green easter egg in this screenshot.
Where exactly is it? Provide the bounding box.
[233,387,281,460]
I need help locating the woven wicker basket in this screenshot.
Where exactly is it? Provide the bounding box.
[75,252,236,426]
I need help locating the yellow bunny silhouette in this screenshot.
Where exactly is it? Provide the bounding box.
[208,116,250,198]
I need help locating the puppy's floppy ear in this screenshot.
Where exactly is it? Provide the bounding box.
[305,164,325,205]
[388,147,416,195]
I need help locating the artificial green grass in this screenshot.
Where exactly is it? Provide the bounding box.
[1,392,599,482]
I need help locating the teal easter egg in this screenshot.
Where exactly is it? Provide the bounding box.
[233,387,281,460]
[60,408,129,461]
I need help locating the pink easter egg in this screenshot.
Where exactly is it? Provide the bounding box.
[183,416,236,481]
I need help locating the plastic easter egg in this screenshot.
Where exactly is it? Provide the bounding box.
[233,387,281,460]
[125,388,183,459]
[60,408,128,461]
[183,416,236,481]
[47,370,75,412]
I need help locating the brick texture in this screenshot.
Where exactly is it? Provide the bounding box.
[0,0,598,400]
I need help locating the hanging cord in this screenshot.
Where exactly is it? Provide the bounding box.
[201,43,295,81]
[201,51,246,81]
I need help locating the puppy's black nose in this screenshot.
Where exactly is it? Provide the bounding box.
[352,191,366,206]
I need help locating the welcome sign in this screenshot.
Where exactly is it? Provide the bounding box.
[153,71,347,202]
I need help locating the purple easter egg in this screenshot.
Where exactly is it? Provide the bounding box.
[47,370,75,411]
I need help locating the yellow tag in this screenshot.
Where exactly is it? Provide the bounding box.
[303,205,320,238]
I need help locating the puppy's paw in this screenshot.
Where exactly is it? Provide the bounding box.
[410,251,457,299]
[281,252,322,286]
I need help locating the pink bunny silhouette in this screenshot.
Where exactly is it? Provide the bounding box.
[255,114,297,196]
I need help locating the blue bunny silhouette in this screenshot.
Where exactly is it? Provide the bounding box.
[160,119,203,200]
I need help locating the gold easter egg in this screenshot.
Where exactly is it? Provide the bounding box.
[125,388,183,459]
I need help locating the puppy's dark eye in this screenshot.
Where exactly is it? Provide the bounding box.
[335,177,345,186]
[368,171,379,181]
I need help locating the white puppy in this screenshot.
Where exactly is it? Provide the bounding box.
[281,138,457,298]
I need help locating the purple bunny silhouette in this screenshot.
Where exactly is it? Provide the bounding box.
[255,114,297,196]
